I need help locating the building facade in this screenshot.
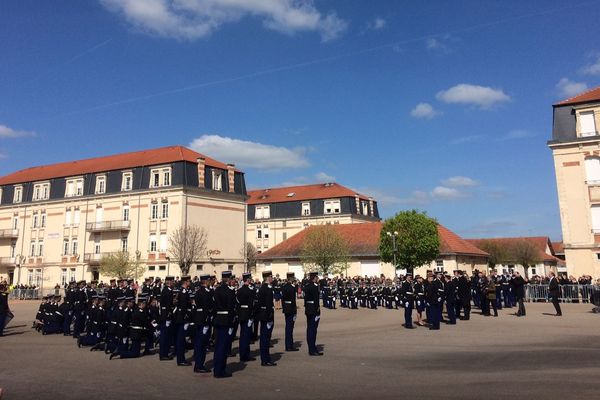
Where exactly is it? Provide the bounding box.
[0,146,247,290]
[247,183,380,253]
[255,222,489,278]
[549,86,600,277]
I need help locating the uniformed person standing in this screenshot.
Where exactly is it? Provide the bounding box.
[193,275,213,373]
[159,276,175,361]
[213,271,236,378]
[401,274,415,329]
[304,271,322,356]
[236,273,256,362]
[174,276,192,366]
[281,272,299,352]
[257,271,276,366]
[111,296,149,360]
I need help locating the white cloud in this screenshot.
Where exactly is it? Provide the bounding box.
[367,17,386,30]
[499,129,536,141]
[426,38,441,49]
[100,0,347,42]
[0,124,35,138]
[189,134,309,170]
[410,102,441,119]
[436,83,510,109]
[430,186,468,200]
[441,176,478,187]
[582,55,600,75]
[314,171,335,182]
[556,77,588,98]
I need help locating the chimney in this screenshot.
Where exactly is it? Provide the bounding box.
[197,157,205,188]
[368,197,374,217]
[355,195,360,215]
[227,164,235,193]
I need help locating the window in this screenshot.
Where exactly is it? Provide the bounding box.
[65,178,84,197]
[10,242,16,257]
[12,216,18,230]
[71,239,78,255]
[30,241,36,257]
[282,232,287,241]
[228,264,234,271]
[436,259,444,267]
[63,239,69,256]
[159,265,166,271]
[585,158,600,184]
[151,203,159,220]
[95,176,106,194]
[257,227,262,239]
[122,205,130,221]
[163,170,170,186]
[37,240,44,257]
[69,268,76,282]
[150,167,172,188]
[94,235,101,254]
[32,213,39,229]
[531,267,537,275]
[149,234,157,252]
[263,227,270,239]
[14,186,23,203]
[324,199,341,214]
[60,268,68,286]
[362,201,369,215]
[151,171,160,188]
[73,209,80,226]
[65,209,72,226]
[302,202,311,216]
[122,172,133,191]
[40,212,46,228]
[161,202,169,219]
[148,265,156,271]
[255,205,270,219]
[580,111,597,137]
[196,264,204,271]
[121,237,128,253]
[95,207,103,223]
[212,170,222,191]
[159,233,167,251]
[592,205,600,233]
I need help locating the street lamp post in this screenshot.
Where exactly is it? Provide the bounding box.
[386,231,399,274]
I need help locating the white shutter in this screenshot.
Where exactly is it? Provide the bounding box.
[95,208,103,223]
[159,233,167,251]
[74,210,80,225]
[65,210,72,225]
[585,158,600,183]
[580,112,596,136]
[592,206,600,231]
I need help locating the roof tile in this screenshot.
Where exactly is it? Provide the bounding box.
[248,183,370,205]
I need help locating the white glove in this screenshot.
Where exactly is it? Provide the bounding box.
[203,326,209,335]
[228,328,233,336]
[247,320,253,328]
[184,323,189,331]
[405,302,409,308]
[315,316,320,322]
[267,322,273,330]
[293,314,297,322]
[122,338,127,344]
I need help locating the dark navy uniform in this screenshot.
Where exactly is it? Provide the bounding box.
[401,278,415,328]
[213,271,236,378]
[159,276,175,360]
[193,275,213,373]
[174,276,192,366]
[236,273,255,362]
[257,271,276,366]
[281,272,298,352]
[304,272,322,356]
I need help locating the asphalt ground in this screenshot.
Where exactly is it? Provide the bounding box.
[1,301,599,400]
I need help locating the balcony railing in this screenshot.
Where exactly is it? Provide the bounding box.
[84,252,118,265]
[0,229,19,239]
[0,257,16,266]
[86,220,131,232]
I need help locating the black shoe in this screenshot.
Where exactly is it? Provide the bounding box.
[177,362,192,366]
[261,361,277,366]
[159,356,174,361]
[309,352,323,356]
[286,348,299,352]
[109,353,118,360]
[142,350,154,356]
[77,338,82,348]
[194,367,211,373]
[214,373,232,379]
[241,357,256,362]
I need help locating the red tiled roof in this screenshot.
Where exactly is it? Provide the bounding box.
[247,183,371,205]
[257,221,488,259]
[555,86,600,106]
[465,237,560,263]
[552,241,564,254]
[0,145,238,185]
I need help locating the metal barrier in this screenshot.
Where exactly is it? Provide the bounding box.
[524,284,595,303]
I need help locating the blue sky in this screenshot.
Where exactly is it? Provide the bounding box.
[2,0,600,240]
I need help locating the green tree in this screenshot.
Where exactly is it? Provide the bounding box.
[300,225,350,276]
[509,240,541,279]
[477,240,510,269]
[99,251,144,280]
[378,210,440,274]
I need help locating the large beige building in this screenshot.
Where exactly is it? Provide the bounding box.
[549,86,600,278]
[247,183,380,253]
[256,222,489,278]
[0,146,248,290]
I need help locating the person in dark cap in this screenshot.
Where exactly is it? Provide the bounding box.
[111,296,149,360]
[213,270,236,378]
[281,272,299,351]
[304,272,322,356]
[257,271,276,366]
[174,276,192,366]
[63,281,76,336]
[401,274,415,329]
[106,279,119,319]
[193,275,213,373]
[159,276,175,361]
[72,280,87,338]
[444,274,457,325]
[105,296,125,354]
[237,272,256,362]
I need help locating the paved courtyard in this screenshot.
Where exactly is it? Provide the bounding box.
[1,301,599,400]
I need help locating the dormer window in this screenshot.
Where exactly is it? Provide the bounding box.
[13,186,22,203]
[65,178,84,197]
[361,201,369,215]
[579,110,597,137]
[150,167,171,188]
[95,175,106,194]
[212,170,223,191]
[33,182,50,201]
[255,205,270,219]
[122,172,133,191]
[324,199,341,214]
[302,202,311,216]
